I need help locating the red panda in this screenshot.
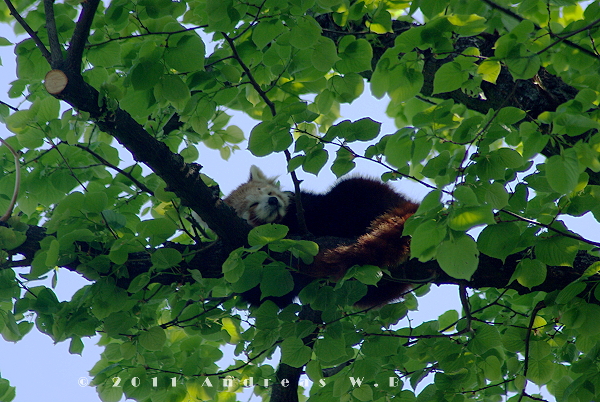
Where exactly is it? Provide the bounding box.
[224,165,419,308]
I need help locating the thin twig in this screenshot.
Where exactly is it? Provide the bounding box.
[459,283,473,332]
[72,143,154,195]
[0,100,18,112]
[222,31,310,235]
[480,0,597,58]
[221,32,276,116]
[500,209,600,248]
[517,301,545,402]
[536,17,600,56]
[3,0,52,62]
[87,26,206,48]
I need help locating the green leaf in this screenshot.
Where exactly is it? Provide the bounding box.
[248,224,289,246]
[331,147,356,177]
[165,33,205,72]
[447,14,487,36]
[139,326,166,351]
[495,148,524,168]
[477,222,519,261]
[452,116,483,143]
[32,287,60,314]
[448,205,495,231]
[469,324,501,355]
[69,337,84,355]
[388,63,424,103]
[137,219,177,246]
[180,145,200,162]
[0,378,16,402]
[410,219,446,261]
[535,235,579,266]
[303,148,328,174]
[325,118,381,142]
[582,261,600,279]
[102,210,127,230]
[556,282,586,304]
[248,121,292,156]
[289,16,322,49]
[348,265,382,285]
[312,37,340,72]
[485,182,509,209]
[545,153,580,194]
[335,37,373,73]
[130,60,163,91]
[86,41,122,67]
[436,234,479,280]
[45,238,60,267]
[352,385,374,402]
[433,62,467,94]
[384,128,413,169]
[438,310,459,331]
[327,73,364,103]
[280,337,312,368]
[151,248,182,270]
[509,258,547,288]
[253,19,286,49]
[259,263,294,298]
[32,96,60,122]
[506,52,541,80]
[453,185,479,206]
[103,311,137,337]
[477,60,501,84]
[496,107,526,125]
[128,273,151,293]
[0,227,26,250]
[527,357,554,385]
[85,191,108,213]
[159,74,190,103]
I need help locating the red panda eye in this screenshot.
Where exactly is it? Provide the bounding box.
[249,202,259,208]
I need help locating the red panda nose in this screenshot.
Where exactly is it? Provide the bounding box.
[268,197,279,206]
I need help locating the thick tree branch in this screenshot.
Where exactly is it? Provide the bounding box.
[7,224,599,303]
[66,0,101,71]
[31,4,249,247]
[50,71,250,247]
[271,306,321,402]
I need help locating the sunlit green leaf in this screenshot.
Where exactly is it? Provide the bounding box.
[436,234,479,280]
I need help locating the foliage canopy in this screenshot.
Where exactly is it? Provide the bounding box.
[0,0,600,401]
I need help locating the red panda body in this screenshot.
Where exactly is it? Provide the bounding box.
[224,166,419,308]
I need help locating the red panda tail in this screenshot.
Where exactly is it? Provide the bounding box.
[304,201,420,307]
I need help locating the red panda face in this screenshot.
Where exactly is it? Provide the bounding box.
[224,166,290,226]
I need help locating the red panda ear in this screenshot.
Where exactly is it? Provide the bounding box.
[249,165,267,182]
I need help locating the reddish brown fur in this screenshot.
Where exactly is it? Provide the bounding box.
[308,203,419,307]
[226,166,419,308]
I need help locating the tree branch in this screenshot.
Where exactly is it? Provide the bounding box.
[72,143,155,196]
[480,0,598,59]
[49,72,250,247]
[3,0,52,62]
[43,0,64,67]
[66,0,101,71]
